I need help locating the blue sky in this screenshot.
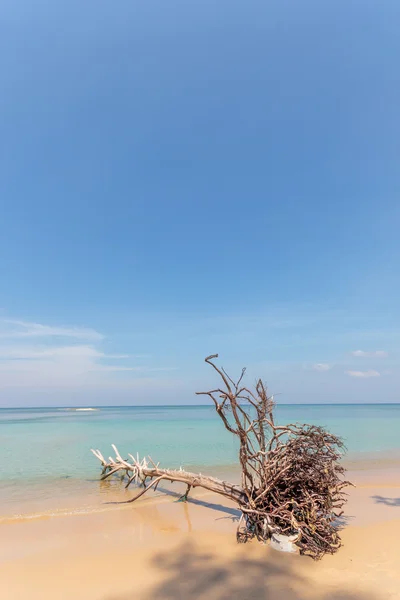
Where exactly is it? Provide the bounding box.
[0,0,399,405]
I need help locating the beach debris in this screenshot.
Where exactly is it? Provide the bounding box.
[92,354,351,560]
[270,533,299,554]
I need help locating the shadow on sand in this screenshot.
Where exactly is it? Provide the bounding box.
[106,539,379,600]
[371,495,400,507]
[102,480,241,519]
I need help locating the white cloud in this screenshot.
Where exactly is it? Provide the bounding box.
[351,350,388,358]
[345,370,381,378]
[0,317,173,390]
[0,346,128,360]
[0,319,103,341]
[311,363,332,372]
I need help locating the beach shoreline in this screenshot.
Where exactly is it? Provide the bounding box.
[1,454,400,522]
[1,465,400,599]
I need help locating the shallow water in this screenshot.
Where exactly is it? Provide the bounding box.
[1,404,400,518]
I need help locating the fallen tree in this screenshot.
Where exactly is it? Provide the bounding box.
[92,354,351,559]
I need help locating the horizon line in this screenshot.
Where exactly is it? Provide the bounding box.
[1,402,400,409]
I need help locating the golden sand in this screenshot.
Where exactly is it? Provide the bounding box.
[1,470,400,599]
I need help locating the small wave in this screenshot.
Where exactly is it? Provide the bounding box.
[0,487,216,525]
[61,408,99,412]
[0,503,121,524]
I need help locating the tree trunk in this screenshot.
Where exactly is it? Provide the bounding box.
[91,446,245,505]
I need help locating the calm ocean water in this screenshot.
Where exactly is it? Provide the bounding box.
[1,404,400,518]
[2,403,400,481]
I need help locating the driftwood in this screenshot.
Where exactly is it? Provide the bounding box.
[92,445,245,505]
[92,354,351,559]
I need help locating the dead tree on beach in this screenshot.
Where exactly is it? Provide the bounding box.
[92,354,351,559]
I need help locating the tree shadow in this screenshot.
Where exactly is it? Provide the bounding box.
[101,479,241,519]
[154,484,241,519]
[371,495,400,507]
[106,540,380,600]
[335,514,355,527]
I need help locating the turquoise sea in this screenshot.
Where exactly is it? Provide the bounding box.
[1,404,400,519]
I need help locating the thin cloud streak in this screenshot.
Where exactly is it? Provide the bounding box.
[0,346,114,360]
[1,319,103,341]
[345,370,381,378]
[351,350,388,357]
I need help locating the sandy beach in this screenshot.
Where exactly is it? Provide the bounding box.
[1,467,400,600]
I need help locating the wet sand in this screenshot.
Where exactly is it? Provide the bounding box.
[1,469,400,599]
